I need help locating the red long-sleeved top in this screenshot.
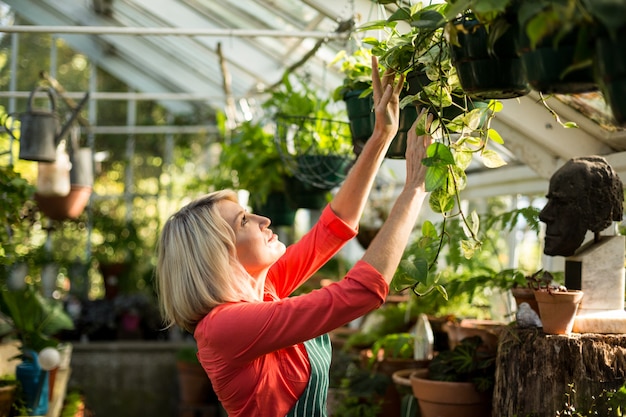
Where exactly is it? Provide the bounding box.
[194,205,389,417]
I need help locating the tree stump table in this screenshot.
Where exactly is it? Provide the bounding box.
[493,328,626,416]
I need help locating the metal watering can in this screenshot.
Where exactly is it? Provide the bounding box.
[15,349,49,416]
[4,86,90,162]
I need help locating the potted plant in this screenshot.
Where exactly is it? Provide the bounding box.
[90,203,147,299]
[0,166,37,279]
[264,72,354,190]
[443,0,530,99]
[214,116,298,224]
[515,0,598,94]
[359,1,509,269]
[0,285,74,416]
[581,0,626,126]
[409,335,496,417]
[361,333,429,417]
[527,269,583,335]
[330,46,379,155]
[34,124,92,222]
[360,2,464,158]
[175,345,216,408]
[0,375,20,417]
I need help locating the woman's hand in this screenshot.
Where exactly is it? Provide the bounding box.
[404,108,434,192]
[361,108,433,282]
[370,55,404,144]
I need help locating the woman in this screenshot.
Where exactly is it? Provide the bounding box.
[156,56,434,417]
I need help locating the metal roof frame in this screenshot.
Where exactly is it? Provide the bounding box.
[1,0,625,198]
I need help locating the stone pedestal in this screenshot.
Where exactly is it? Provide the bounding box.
[564,235,626,333]
[493,328,626,417]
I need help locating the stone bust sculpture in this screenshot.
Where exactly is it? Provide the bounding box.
[539,156,624,257]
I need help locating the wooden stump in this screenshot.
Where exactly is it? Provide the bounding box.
[493,328,626,416]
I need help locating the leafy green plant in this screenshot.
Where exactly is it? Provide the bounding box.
[367,333,415,369]
[427,335,496,392]
[176,345,200,364]
[263,72,352,157]
[344,303,415,352]
[392,203,542,306]
[580,0,626,41]
[360,2,448,74]
[0,285,74,358]
[556,381,626,416]
[0,165,37,266]
[214,116,289,206]
[334,362,386,417]
[91,203,146,266]
[330,46,380,102]
[443,0,517,51]
[357,2,510,293]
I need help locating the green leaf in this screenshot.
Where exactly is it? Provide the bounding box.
[488,100,503,113]
[425,165,447,192]
[487,128,504,144]
[421,220,438,238]
[480,149,507,168]
[426,142,455,165]
[429,188,455,213]
[461,239,482,259]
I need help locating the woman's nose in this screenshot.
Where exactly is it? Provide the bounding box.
[253,213,271,228]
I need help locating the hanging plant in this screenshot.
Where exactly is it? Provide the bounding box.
[264,72,354,190]
[353,1,511,300]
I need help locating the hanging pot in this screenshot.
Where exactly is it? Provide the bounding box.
[343,89,375,155]
[251,191,296,227]
[594,29,626,127]
[294,154,352,190]
[15,350,49,416]
[517,27,597,94]
[34,125,93,221]
[284,176,329,210]
[386,104,419,160]
[451,17,529,100]
[3,87,89,162]
[36,140,71,197]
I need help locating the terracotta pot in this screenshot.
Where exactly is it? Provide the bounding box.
[0,384,17,417]
[356,227,380,249]
[442,319,505,352]
[409,369,492,417]
[534,289,583,335]
[176,361,214,405]
[511,287,540,317]
[360,351,429,417]
[35,185,92,221]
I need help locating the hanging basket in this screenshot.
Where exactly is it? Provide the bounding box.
[451,17,530,100]
[595,29,626,127]
[274,114,354,190]
[517,28,597,94]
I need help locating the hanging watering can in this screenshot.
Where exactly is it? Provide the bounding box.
[4,86,90,162]
[15,349,49,416]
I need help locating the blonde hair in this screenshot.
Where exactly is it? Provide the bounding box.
[156,190,259,333]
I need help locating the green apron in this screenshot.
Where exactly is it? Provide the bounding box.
[285,333,332,417]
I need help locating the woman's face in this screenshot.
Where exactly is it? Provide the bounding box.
[217,199,286,277]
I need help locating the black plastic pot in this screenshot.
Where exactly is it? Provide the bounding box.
[284,176,329,210]
[595,29,626,126]
[451,18,529,99]
[343,89,375,155]
[517,27,597,94]
[251,191,296,227]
